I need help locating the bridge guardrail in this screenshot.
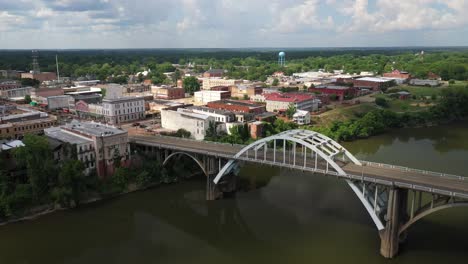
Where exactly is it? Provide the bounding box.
[361,160,466,181]
[132,139,468,199]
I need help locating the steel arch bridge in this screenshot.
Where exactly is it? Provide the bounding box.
[137,130,468,258]
[213,129,387,229]
[208,129,468,257]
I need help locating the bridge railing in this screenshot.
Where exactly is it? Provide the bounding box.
[361,160,466,181]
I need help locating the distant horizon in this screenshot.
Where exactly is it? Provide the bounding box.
[1,46,468,51]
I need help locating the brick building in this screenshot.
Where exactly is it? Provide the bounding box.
[203,69,224,78]
[230,84,263,99]
[45,120,130,178]
[152,85,185,99]
[309,85,357,101]
[350,77,394,91]
[0,80,22,91]
[207,100,266,114]
[264,93,319,112]
[21,72,57,82]
[383,70,411,80]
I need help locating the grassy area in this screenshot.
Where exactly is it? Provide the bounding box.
[399,85,442,97]
[312,103,377,127]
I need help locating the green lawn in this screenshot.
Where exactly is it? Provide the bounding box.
[392,85,442,98]
[313,103,378,127]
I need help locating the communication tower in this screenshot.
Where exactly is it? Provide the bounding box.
[31,50,41,74]
[278,51,286,67]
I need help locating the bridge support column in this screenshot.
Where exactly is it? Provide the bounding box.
[206,174,222,201]
[380,188,408,258]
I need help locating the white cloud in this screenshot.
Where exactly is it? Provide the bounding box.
[0,0,467,48]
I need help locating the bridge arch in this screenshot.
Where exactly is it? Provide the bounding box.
[213,129,385,230]
[399,200,468,235]
[163,152,209,177]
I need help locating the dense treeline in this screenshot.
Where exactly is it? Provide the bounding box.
[1,48,467,82]
[0,133,209,222]
[312,85,468,142]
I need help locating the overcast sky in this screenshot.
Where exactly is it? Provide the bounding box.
[0,0,467,49]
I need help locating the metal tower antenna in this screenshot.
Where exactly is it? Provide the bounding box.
[31,50,40,74]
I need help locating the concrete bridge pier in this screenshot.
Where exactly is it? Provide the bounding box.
[380,188,408,258]
[206,158,237,200]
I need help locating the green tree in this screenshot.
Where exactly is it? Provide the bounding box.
[272,78,279,86]
[52,160,86,207]
[375,97,389,108]
[112,168,130,192]
[183,76,200,94]
[285,104,297,119]
[175,129,191,138]
[20,78,40,87]
[24,95,32,104]
[13,135,57,201]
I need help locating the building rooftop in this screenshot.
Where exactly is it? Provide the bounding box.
[205,69,224,74]
[315,85,353,90]
[175,108,211,120]
[63,120,126,137]
[102,96,145,103]
[1,140,25,151]
[264,93,315,103]
[356,77,393,83]
[188,106,234,116]
[209,99,263,108]
[45,126,93,145]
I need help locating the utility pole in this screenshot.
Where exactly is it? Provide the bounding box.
[56,54,60,82]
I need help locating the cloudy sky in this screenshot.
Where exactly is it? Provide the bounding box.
[0,0,467,49]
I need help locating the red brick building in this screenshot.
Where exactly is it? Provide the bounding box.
[152,86,185,100]
[0,80,22,91]
[309,85,357,101]
[210,86,230,91]
[21,72,57,82]
[203,69,224,78]
[350,77,394,91]
[383,70,411,79]
[207,100,266,114]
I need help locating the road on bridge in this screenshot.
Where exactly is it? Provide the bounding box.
[130,135,468,196]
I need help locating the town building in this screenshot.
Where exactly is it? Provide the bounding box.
[151,85,185,100]
[188,106,236,123]
[47,95,72,110]
[101,97,146,125]
[396,91,411,100]
[0,70,21,79]
[383,70,411,80]
[203,69,225,78]
[210,86,230,91]
[351,77,395,91]
[230,84,263,99]
[264,93,319,112]
[248,121,264,139]
[0,87,33,101]
[0,106,57,139]
[427,72,442,80]
[202,78,241,90]
[207,100,266,114]
[0,80,22,91]
[409,79,440,87]
[21,72,57,82]
[293,110,311,125]
[194,90,231,105]
[161,108,214,140]
[45,120,130,178]
[309,85,357,101]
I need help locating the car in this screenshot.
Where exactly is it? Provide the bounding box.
[139,124,147,128]
[132,122,140,127]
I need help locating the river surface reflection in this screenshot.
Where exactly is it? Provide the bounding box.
[0,124,467,264]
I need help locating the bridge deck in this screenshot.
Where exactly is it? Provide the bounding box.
[130,135,468,196]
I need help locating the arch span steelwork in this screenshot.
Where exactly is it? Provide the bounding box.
[213,129,385,230]
[163,152,209,177]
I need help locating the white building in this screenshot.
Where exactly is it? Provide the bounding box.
[264,93,319,112]
[293,110,311,125]
[161,108,214,140]
[194,90,230,105]
[409,79,440,87]
[101,97,145,125]
[188,106,236,123]
[201,78,241,90]
[47,95,72,110]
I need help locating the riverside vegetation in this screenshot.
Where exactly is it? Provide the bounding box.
[0,136,201,223]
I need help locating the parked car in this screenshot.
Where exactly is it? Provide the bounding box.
[132,122,140,127]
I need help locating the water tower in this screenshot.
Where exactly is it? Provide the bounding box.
[278,51,286,67]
